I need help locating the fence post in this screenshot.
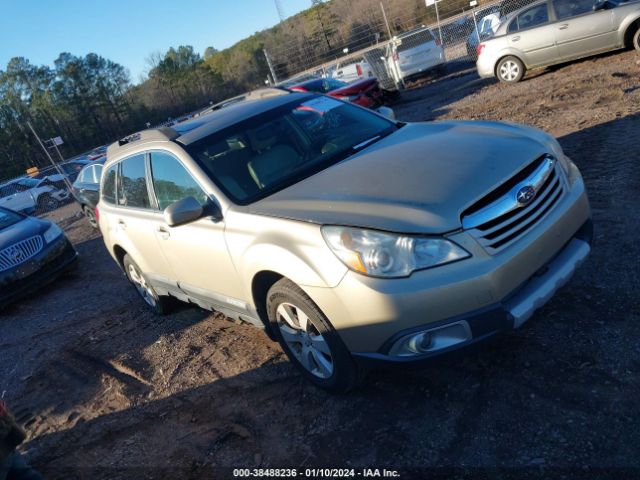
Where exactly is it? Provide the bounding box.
[380,1,393,40]
[263,49,278,85]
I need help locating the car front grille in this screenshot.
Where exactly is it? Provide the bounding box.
[0,235,44,272]
[461,154,564,254]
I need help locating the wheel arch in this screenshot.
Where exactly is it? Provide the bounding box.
[622,16,640,48]
[112,244,128,271]
[251,270,284,339]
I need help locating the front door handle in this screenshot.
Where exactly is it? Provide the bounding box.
[511,35,520,41]
[559,23,569,29]
[157,226,170,240]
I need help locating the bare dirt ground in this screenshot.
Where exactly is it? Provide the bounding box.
[2,50,640,479]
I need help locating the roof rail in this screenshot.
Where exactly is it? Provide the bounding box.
[106,127,179,158]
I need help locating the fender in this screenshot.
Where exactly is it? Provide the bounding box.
[618,11,640,45]
[493,47,530,69]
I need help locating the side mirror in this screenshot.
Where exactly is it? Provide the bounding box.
[163,196,204,227]
[377,106,396,120]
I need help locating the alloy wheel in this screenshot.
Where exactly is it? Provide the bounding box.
[276,302,334,379]
[500,60,520,82]
[127,263,157,307]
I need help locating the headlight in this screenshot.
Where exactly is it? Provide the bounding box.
[321,226,470,278]
[43,223,63,243]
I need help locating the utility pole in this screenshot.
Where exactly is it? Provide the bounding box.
[27,122,73,191]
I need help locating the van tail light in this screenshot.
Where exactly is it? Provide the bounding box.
[477,43,486,57]
[95,205,100,222]
[356,64,363,76]
[392,51,399,62]
[435,38,441,46]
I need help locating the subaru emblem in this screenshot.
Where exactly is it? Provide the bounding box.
[516,185,536,206]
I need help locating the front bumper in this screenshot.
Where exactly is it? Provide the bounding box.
[303,172,591,360]
[0,235,78,309]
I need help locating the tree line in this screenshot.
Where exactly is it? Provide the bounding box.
[0,0,478,180]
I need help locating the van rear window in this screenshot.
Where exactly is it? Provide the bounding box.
[397,30,435,52]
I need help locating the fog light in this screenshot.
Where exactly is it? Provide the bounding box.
[388,321,472,358]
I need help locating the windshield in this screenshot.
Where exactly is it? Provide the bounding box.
[185,95,397,205]
[17,178,40,188]
[0,208,23,230]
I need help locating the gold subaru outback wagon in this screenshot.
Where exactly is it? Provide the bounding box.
[98,91,591,391]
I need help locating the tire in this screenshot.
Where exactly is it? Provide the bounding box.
[122,254,172,315]
[267,278,360,392]
[496,56,525,83]
[633,27,640,51]
[36,194,59,213]
[83,205,98,229]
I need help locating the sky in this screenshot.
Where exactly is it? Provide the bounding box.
[0,0,311,83]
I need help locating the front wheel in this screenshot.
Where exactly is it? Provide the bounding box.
[37,194,59,213]
[267,278,360,392]
[496,56,525,83]
[123,254,172,315]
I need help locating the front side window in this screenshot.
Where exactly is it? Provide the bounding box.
[508,4,549,32]
[552,0,594,19]
[118,154,150,208]
[150,152,208,210]
[101,164,117,204]
[186,95,396,205]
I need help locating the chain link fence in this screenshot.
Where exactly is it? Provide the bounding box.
[269,0,537,90]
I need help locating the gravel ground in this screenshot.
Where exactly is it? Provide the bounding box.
[1,50,639,480]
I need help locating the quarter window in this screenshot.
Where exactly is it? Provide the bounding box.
[150,151,208,211]
[93,165,103,183]
[508,4,549,32]
[102,164,117,204]
[118,154,151,208]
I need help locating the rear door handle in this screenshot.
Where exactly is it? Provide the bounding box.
[511,35,520,41]
[157,226,170,240]
[559,23,569,29]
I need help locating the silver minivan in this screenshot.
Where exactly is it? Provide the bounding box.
[385,26,446,87]
[477,0,640,82]
[99,92,591,391]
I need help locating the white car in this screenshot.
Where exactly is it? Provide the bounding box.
[384,26,446,88]
[0,177,70,213]
[331,60,375,83]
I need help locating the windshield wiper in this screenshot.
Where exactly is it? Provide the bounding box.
[352,135,381,151]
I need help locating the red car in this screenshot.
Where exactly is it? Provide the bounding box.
[289,77,384,109]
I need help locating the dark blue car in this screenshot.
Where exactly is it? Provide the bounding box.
[0,206,77,309]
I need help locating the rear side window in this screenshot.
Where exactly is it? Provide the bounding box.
[118,154,151,208]
[102,165,117,204]
[150,151,208,210]
[508,3,549,32]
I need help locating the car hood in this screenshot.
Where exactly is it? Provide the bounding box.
[0,216,50,249]
[243,121,558,234]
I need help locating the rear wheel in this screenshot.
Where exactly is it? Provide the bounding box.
[267,278,360,392]
[123,254,172,315]
[83,205,98,229]
[496,56,525,83]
